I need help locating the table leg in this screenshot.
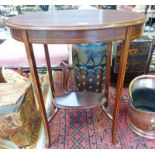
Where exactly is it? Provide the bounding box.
[101,42,113,120]
[105,42,112,107]
[44,44,55,96]
[22,30,50,148]
[112,26,132,144]
[44,44,59,122]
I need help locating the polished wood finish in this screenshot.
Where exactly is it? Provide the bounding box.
[7,10,146,44]
[6,10,146,146]
[112,27,132,143]
[6,10,146,30]
[21,30,50,147]
[55,92,106,109]
[58,60,71,92]
[10,25,142,44]
[104,42,112,107]
[44,44,55,97]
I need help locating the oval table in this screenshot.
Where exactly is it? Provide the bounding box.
[6,9,146,147]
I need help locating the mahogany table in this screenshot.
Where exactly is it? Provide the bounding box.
[6,9,146,147]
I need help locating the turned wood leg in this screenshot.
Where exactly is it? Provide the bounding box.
[22,30,50,148]
[112,27,132,144]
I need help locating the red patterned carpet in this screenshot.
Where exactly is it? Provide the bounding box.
[49,72,155,149]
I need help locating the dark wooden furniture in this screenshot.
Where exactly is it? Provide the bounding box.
[111,36,154,84]
[6,10,146,147]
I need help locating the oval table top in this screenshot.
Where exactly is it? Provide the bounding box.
[6,9,147,31]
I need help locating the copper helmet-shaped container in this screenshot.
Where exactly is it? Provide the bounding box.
[128,75,155,139]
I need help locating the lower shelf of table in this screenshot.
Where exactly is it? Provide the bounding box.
[54,91,107,109]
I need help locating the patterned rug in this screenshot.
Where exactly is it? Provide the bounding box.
[48,72,155,149]
[11,69,155,149]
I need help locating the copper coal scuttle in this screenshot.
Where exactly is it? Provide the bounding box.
[128,75,155,139]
